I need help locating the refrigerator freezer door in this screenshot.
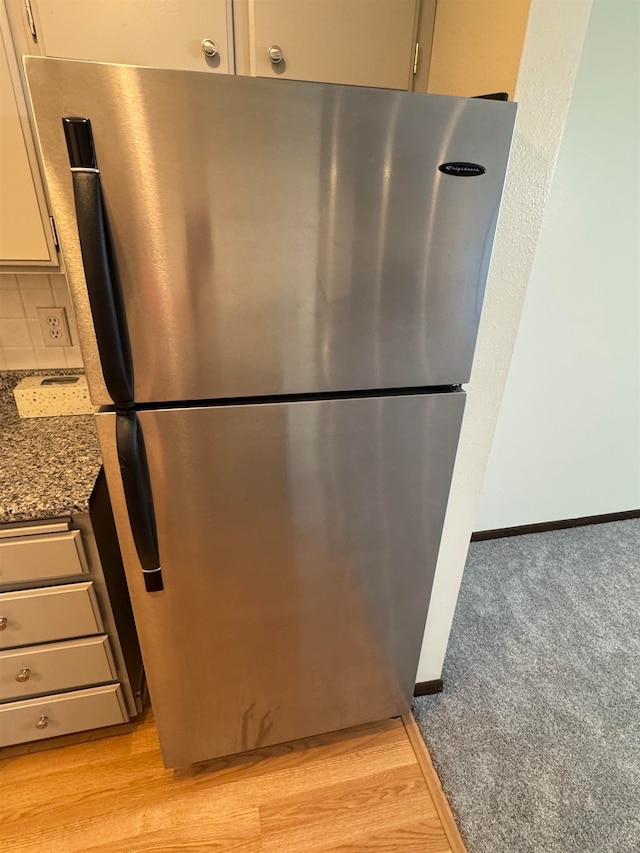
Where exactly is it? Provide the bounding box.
[25,58,516,405]
[96,391,465,767]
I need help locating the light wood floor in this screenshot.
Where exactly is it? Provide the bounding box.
[0,712,465,853]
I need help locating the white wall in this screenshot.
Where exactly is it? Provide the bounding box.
[417,0,594,683]
[475,0,640,531]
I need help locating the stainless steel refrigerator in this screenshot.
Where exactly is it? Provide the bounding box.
[25,57,516,768]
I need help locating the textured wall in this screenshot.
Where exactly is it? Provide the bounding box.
[417,0,594,683]
[476,0,640,529]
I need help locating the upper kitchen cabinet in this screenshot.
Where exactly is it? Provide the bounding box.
[12,0,422,86]
[243,0,419,88]
[31,0,233,73]
[0,6,56,267]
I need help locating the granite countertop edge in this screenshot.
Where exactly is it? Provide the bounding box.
[0,370,103,525]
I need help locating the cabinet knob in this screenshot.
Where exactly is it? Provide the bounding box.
[0,616,7,631]
[201,38,218,58]
[36,715,49,730]
[268,45,284,64]
[15,667,31,683]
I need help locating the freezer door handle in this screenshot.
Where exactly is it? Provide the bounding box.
[116,412,163,592]
[63,117,133,408]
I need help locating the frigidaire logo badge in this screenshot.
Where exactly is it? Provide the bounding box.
[438,162,486,177]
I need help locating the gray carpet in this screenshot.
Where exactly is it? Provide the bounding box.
[413,519,640,853]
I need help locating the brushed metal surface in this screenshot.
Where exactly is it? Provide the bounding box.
[96,391,465,767]
[25,58,516,406]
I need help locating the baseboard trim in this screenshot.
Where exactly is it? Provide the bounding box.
[413,679,443,697]
[472,508,640,541]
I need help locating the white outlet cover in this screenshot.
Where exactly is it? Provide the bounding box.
[36,306,72,347]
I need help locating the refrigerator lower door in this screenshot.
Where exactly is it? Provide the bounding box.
[96,391,464,768]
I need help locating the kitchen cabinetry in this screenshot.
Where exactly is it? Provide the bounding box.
[246,0,418,88]
[2,0,423,263]
[0,4,57,267]
[33,0,234,73]
[0,527,87,583]
[0,636,117,700]
[1,684,128,746]
[0,478,143,749]
[0,582,102,648]
[9,0,419,87]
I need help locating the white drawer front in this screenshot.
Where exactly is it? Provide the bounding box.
[0,582,103,649]
[0,530,88,585]
[0,636,116,701]
[0,684,128,747]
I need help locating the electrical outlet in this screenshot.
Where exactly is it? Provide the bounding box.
[37,306,72,347]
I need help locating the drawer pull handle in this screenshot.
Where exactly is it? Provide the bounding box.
[36,715,49,730]
[0,617,7,631]
[15,667,31,683]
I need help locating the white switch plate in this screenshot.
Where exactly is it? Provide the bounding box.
[37,306,72,347]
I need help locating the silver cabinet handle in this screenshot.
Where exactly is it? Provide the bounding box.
[268,45,284,64]
[36,715,49,730]
[202,38,218,58]
[0,616,7,631]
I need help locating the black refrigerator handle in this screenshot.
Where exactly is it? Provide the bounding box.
[116,412,163,592]
[63,117,133,408]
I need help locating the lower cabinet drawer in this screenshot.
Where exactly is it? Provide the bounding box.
[0,582,102,649]
[0,636,117,701]
[0,684,129,747]
[0,529,88,585]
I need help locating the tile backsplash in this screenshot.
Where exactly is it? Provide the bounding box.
[0,273,84,371]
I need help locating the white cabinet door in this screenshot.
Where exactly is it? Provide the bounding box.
[35,0,233,73]
[0,684,128,746]
[0,530,88,585]
[0,635,117,701]
[0,582,103,649]
[0,12,53,264]
[249,0,418,88]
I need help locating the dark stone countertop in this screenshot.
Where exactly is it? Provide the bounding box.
[0,371,102,524]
